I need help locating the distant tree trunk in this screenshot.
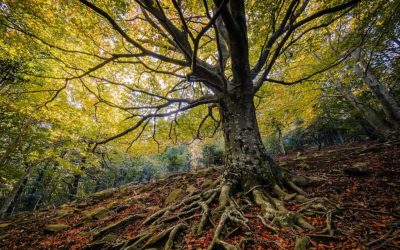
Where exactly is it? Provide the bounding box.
[355,116,381,140]
[189,139,203,171]
[0,164,33,218]
[26,167,46,210]
[0,119,31,169]
[352,48,400,124]
[334,80,394,139]
[277,127,286,156]
[68,172,81,200]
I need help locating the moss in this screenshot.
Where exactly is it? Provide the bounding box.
[147,206,161,211]
[165,188,183,204]
[55,208,75,218]
[0,223,10,228]
[294,236,310,250]
[201,179,213,188]
[45,224,69,233]
[101,233,117,242]
[0,234,9,240]
[186,185,198,194]
[84,206,109,220]
[91,188,115,200]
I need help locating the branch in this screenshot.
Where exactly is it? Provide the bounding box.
[93,95,218,149]
[251,0,361,82]
[0,18,105,59]
[79,0,189,67]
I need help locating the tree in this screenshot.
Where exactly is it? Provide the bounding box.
[1,0,379,247]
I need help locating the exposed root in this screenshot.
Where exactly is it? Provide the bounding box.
[253,187,315,230]
[217,184,231,210]
[287,180,307,196]
[117,173,326,249]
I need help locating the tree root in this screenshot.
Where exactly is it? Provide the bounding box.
[252,188,314,230]
[116,174,328,249]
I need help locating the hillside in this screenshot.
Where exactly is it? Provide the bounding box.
[0,142,399,250]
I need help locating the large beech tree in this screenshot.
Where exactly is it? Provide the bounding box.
[1,0,377,247]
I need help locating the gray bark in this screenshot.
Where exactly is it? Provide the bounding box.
[277,127,286,155]
[333,79,393,139]
[0,165,33,218]
[0,119,31,169]
[352,48,400,124]
[219,91,282,191]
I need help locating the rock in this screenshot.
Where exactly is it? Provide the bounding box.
[147,206,161,211]
[353,162,368,168]
[0,234,9,240]
[165,188,183,204]
[294,236,310,250]
[93,214,146,240]
[84,206,109,220]
[297,162,310,170]
[343,162,372,176]
[186,185,198,194]
[55,208,75,217]
[91,188,115,200]
[0,223,10,228]
[101,233,117,242]
[76,202,89,208]
[45,224,69,233]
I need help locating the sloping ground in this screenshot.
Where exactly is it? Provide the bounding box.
[0,142,399,250]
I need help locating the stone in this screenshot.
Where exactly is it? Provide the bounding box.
[297,162,310,170]
[0,234,8,240]
[93,214,146,240]
[91,188,115,200]
[45,224,69,233]
[84,206,109,220]
[165,188,183,204]
[56,209,75,217]
[147,206,161,211]
[0,223,10,228]
[294,236,310,250]
[102,233,117,242]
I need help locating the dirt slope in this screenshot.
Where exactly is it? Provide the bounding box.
[0,142,399,250]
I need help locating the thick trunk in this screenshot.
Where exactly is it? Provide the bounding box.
[352,49,400,124]
[219,93,283,191]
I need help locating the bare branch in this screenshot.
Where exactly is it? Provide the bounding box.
[93,95,218,149]
[79,0,189,67]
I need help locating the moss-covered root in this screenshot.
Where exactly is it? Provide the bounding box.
[208,204,251,250]
[252,188,315,230]
[122,223,186,250]
[294,236,310,250]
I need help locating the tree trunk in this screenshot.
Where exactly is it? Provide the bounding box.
[68,173,81,200]
[0,119,31,169]
[277,127,286,156]
[219,92,283,192]
[352,48,400,124]
[334,80,394,139]
[0,165,33,218]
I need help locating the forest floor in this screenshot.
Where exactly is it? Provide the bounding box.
[0,141,399,250]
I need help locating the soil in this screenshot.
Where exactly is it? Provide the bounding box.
[0,141,399,249]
